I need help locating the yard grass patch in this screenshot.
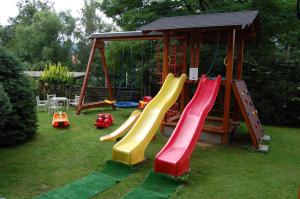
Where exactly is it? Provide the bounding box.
[0,108,299,199]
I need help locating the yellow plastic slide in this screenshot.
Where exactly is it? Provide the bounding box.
[100,110,141,142]
[112,73,187,165]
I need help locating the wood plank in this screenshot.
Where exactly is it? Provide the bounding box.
[195,31,201,68]
[165,113,181,123]
[162,31,170,82]
[233,32,245,121]
[222,29,236,143]
[76,39,97,115]
[81,101,114,110]
[180,39,188,112]
[236,32,245,80]
[190,31,195,67]
[95,34,187,42]
[162,119,238,134]
[99,45,114,102]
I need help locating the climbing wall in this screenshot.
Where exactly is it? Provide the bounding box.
[232,80,264,148]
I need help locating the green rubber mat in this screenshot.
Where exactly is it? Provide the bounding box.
[122,172,181,199]
[36,161,132,199]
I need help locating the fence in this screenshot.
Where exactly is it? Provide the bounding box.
[68,85,141,103]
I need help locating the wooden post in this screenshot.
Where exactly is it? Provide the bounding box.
[162,31,170,81]
[180,39,188,112]
[190,31,195,67]
[195,31,201,68]
[99,43,114,101]
[236,32,244,80]
[222,29,235,143]
[76,39,97,115]
[233,32,245,121]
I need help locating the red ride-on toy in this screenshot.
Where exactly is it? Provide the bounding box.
[95,113,113,128]
[138,96,152,109]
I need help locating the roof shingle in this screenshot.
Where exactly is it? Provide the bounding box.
[139,10,259,32]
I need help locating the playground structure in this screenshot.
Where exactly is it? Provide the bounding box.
[78,10,269,151]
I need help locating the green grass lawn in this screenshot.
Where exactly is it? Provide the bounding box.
[0,107,299,199]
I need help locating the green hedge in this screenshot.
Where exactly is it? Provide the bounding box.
[0,47,37,147]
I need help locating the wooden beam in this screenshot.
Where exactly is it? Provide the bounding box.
[206,116,240,125]
[190,31,195,67]
[233,32,245,121]
[180,39,188,112]
[162,31,170,81]
[195,31,201,68]
[95,40,105,49]
[222,29,236,143]
[160,31,170,134]
[93,34,187,42]
[99,43,114,103]
[80,101,114,110]
[236,32,245,80]
[76,39,97,115]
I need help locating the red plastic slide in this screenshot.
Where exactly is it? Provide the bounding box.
[155,75,221,176]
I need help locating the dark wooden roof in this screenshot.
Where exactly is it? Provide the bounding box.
[89,31,162,40]
[139,11,259,32]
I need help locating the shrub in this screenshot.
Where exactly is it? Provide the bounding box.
[40,63,73,84]
[0,84,12,130]
[0,47,37,147]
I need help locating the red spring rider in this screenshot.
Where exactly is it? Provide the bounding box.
[138,96,152,109]
[95,113,113,128]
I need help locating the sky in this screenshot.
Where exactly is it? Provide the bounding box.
[0,0,84,25]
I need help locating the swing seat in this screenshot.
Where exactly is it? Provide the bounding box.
[104,99,116,105]
[115,102,138,108]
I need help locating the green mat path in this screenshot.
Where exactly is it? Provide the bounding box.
[36,161,132,199]
[122,172,182,199]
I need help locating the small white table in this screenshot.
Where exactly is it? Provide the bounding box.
[52,97,69,112]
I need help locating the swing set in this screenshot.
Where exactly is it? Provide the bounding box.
[77,11,269,150]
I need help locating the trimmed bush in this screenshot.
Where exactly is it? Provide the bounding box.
[0,47,37,147]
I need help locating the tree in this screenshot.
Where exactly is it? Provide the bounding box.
[100,0,210,30]
[0,47,37,147]
[14,11,62,66]
[81,0,114,37]
[0,84,12,131]
[9,0,54,26]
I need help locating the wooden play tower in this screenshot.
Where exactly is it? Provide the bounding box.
[77,11,269,150]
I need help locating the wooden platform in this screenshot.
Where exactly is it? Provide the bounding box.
[77,101,115,114]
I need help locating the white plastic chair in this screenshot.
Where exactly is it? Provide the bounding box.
[36,96,47,112]
[69,95,80,107]
[48,99,62,115]
[47,94,56,101]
